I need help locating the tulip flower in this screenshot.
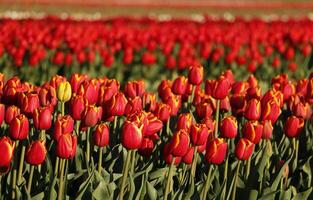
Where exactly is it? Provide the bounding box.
[56,134,77,159]
[212,75,231,100]
[220,116,238,139]
[145,113,163,136]
[77,79,99,105]
[57,81,72,103]
[124,97,143,116]
[0,136,15,173]
[9,114,29,140]
[182,147,194,164]
[69,95,87,120]
[92,123,110,147]
[138,138,154,157]
[121,120,143,150]
[142,92,157,112]
[188,65,203,85]
[154,103,171,122]
[176,113,193,132]
[261,99,281,124]
[105,92,128,117]
[54,115,74,140]
[235,138,254,160]
[172,76,188,95]
[244,98,261,121]
[39,85,57,109]
[18,92,40,117]
[0,103,4,126]
[69,73,88,94]
[5,105,20,125]
[169,129,190,157]
[205,138,227,165]
[190,123,209,146]
[33,107,52,130]
[81,105,102,127]
[25,140,46,165]
[242,121,263,144]
[196,102,213,119]
[262,120,273,139]
[124,80,145,99]
[284,116,304,138]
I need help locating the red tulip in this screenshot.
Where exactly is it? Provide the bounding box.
[0,137,15,173]
[78,79,99,105]
[190,123,210,146]
[124,80,145,99]
[93,123,110,147]
[56,134,77,159]
[205,138,227,165]
[145,113,163,136]
[0,104,4,126]
[142,92,157,112]
[220,116,238,139]
[69,73,88,94]
[105,92,128,117]
[18,92,40,117]
[54,115,74,140]
[124,97,143,116]
[244,98,261,121]
[138,138,154,157]
[242,121,263,144]
[172,76,188,95]
[212,76,231,100]
[121,120,143,150]
[284,116,304,138]
[154,103,171,122]
[261,99,281,124]
[33,107,52,130]
[70,95,87,120]
[82,105,102,127]
[188,65,203,85]
[182,147,194,164]
[169,129,190,157]
[5,105,20,125]
[25,140,46,165]
[9,114,29,140]
[176,113,193,132]
[262,120,273,139]
[235,138,254,160]
[163,143,182,165]
[196,102,213,119]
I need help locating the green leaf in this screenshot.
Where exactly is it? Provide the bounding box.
[292,188,313,200]
[146,181,158,200]
[271,153,293,191]
[279,189,291,200]
[128,173,136,200]
[75,168,95,199]
[93,181,110,200]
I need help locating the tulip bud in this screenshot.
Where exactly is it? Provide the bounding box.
[169,129,190,157]
[57,81,72,102]
[138,138,154,157]
[172,76,188,95]
[242,121,263,144]
[77,79,99,105]
[182,147,194,164]
[284,116,304,138]
[54,115,74,140]
[261,99,281,124]
[176,113,193,132]
[69,73,88,94]
[244,98,261,121]
[69,95,87,120]
[121,120,143,150]
[124,97,143,116]
[82,105,102,127]
[105,92,128,117]
[39,85,57,109]
[292,101,312,120]
[165,95,181,116]
[205,138,227,165]
[0,137,15,173]
[190,123,209,146]
[262,120,273,139]
[33,107,52,130]
[163,143,182,165]
[154,103,171,122]
[145,113,163,136]
[212,76,231,100]
[25,140,46,165]
[196,102,213,119]
[56,134,77,159]
[93,123,110,147]
[220,116,238,139]
[235,138,254,160]
[124,80,145,99]
[5,105,20,125]
[18,92,40,117]
[9,114,29,140]
[188,65,204,85]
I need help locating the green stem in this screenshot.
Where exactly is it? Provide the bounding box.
[245,157,251,181]
[98,147,103,173]
[232,161,241,200]
[54,157,60,176]
[86,127,91,165]
[201,165,213,200]
[221,141,229,199]
[164,157,175,200]
[189,146,198,185]
[61,102,65,116]
[214,100,220,138]
[130,150,136,175]
[12,169,17,199]
[27,165,35,193]
[39,130,46,142]
[57,159,65,200]
[118,150,132,200]
[166,118,171,136]
[75,120,81,136]
[17,145,26,185]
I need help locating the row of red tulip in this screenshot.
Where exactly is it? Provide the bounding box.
[0,17,312,73]
[0,64,311,198]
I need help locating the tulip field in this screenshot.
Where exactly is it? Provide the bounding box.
[0,16,312,200]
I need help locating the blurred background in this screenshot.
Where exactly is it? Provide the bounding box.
[1,0,313,17]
